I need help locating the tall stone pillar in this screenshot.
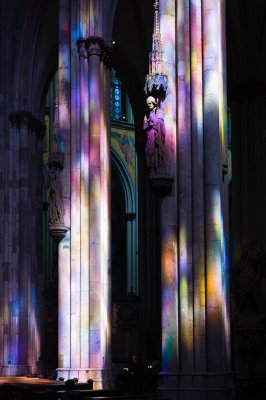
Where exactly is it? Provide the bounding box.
[157,0,233,399]
[0,112,44,376]
[57,0,113,387]
[57,0,71,377]
[125,212,137,294]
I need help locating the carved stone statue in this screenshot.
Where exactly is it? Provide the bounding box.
[233,241,264,317]
[144,96,166,172]
[48,170,64,226]
[232,241,266,354]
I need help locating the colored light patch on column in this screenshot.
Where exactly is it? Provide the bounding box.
[88,59,104,371]
[70,53,82,368]
[79,4,90,39]
[100,79,110,369]
[191,0,203,140]
[77,47,90,369]
[161,226,178,371]
[72,22,79,46]
[179,224,192,353]
[160,0,176,157]
[206,189,223,309]
[28,285,40,366]
[221,203,231,360]
[81,77,89,125]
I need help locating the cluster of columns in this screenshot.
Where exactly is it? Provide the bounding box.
[55,0,232,395]
[0,1,233,396]
[56,0,113,387]
[0,112,44,375]
[158,0,232,399]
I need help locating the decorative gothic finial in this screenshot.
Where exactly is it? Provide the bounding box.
[144,0,168,103]
[143,0,173,196]
[51,97,59,152]
[54,97,59,125]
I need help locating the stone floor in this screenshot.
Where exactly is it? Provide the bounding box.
[0,377,160,400]
[2,376,266,400]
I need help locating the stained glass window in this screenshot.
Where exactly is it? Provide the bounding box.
[110,69,134,125]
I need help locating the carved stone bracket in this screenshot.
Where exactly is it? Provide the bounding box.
[48,152,65,170]
[9,111,46,137]
[144,73,168,103]
[76,36,112,67]
[49,224,68,244]
[148,172,174,197]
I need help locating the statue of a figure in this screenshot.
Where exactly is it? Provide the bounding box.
[232,241,266,354]
[233,241,265,318]
[144,96,166,172]
[48,170,64,226]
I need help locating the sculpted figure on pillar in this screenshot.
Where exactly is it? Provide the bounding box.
[48,170,64,226]
[232,241,266,354]
[144,96,166,172]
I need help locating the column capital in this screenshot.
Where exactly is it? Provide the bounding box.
[86,36,105,57]
[76,36,112,67]
[9,111,45,136]
[76,38,87,58]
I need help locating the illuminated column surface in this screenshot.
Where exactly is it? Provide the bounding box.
[157,0,233,399]
[57,0,113,388]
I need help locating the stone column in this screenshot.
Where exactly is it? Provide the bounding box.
[157,0,232,399]
[203,0,231,373]
[0,112,44,376]
[57,0,71,376]
[78,2,90,375]
[87,35,112,387]
[190,0,206,373]
[160,0,179,376]
[125,213,137,294]
[57,0,113,387]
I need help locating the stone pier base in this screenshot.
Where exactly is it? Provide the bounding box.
[0,365,35,376]
[157,372,235,400]
[56,368,114,389]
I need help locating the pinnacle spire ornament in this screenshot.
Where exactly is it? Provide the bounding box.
[144,0,167,103]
